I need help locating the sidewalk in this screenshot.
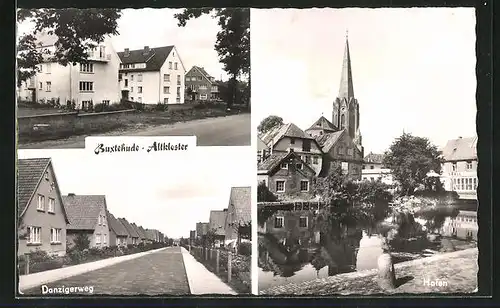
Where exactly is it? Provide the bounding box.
[19,247,167,292]
[261,248,478,295]
[180,247,237,295]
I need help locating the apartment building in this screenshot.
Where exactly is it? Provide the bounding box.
[117,45,186,105]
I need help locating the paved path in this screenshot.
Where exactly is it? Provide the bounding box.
[261,248,478,295]
[180,247,237,295]
[19,113,250,149]
[22,247,190,295]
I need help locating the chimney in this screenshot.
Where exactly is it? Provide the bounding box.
[68,193,75,197]
[124,48,130,57]
[143,46,150,55]
[458,136,462,139]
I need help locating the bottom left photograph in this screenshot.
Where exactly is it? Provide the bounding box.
[16,147,252,296]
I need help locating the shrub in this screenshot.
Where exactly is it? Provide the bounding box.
[154,102,169,112]
[238,242,252,256]
[93,103,107,113]
[73,233,91,251]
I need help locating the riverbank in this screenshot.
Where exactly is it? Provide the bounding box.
[260,248,478,295]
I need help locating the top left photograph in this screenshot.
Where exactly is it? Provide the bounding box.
[16,8,250,149]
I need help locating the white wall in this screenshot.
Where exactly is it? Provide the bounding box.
[159,46,186,104]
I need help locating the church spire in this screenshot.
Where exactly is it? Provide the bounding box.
[338,31,354,99]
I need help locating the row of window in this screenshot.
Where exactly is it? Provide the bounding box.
[454,216,477,223]
[186,76,204,81]
[37,194,56,213]
[38,81,94,93]
[451,161,474,171]
[275,180,309,193]
[186,84,218,91]
[129,96,181,104]
[26,226,62,244]
[121,63,146,69]
[452,177,477,191]
[163,74,182,84]
[274,216,308,229]
[130,86,143,93]
[94,233,108,246]
[97,214,106,227]
[163,86,182,95]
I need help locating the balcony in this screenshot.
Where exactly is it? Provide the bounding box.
[87,53,111,62]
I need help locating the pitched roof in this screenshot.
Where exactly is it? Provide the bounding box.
[263,123,316,148]
[306,116,338,132]
[63,195,107,230]
[17,158,51,217]
[117,46,174,72]
[315,130,346,153]
[209,210,227,236]
[228,187,251,225]
[257,152,288,171]
[258,151,316,176]
[189,66,215,82]
[137,226,148,239]
[260,125,283,145]
[106,211,128,237]
[257,136,268,151]
[130,223,145,239]
[118,218,140,238]
[441,136,477,161]
[364,152,385,164]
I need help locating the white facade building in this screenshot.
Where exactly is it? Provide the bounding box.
[17,33,121,109]
[117,46,186,105]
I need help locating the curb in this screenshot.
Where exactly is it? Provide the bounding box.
[19,247,168,291]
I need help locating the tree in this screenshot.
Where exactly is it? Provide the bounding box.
[16,9,122,87]
[258,115,284,134]
[383,133,444,195]
[174,8,250,108]
[258,181,278,202]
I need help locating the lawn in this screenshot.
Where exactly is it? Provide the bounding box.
[17,107,68,117]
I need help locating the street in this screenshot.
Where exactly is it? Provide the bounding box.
[19,113,250,149]
[22,247,191,295]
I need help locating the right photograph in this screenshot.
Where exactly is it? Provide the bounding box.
[253,8,478,295]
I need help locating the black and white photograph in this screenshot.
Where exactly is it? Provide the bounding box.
[16,8,250,148]
[254,8,479,295]
[16,147,252,296]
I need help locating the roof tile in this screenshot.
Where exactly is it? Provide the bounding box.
[228,187,251,225]
[117,46,174,72]
[17,158,51,217]
[62,195,106,230]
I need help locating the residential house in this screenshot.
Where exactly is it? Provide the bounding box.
[63,194,110,249]
[209,209,228,247]
[196,222,209,238]
[146,229,160,242]
[440,136,478,200]
[361,152,394,185]
[117,45,186,104]
[190,230,196,241]
[258,151,317,200]
[224,187,251,244]
[118,218,140,245]
[17,32,121,109]
[185,66,220,101]
[106,211,129,247]
[131,223,147,244]
[260,123,323,176]
[17,158,69,257]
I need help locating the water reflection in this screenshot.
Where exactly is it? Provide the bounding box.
[258,203,465,292]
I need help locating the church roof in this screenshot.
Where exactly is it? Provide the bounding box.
[315,130,346,153]
[338,34,355,99]
[441,136,477,161]
[306,116,338,132]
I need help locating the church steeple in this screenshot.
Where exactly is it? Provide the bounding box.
[338,31,354,99]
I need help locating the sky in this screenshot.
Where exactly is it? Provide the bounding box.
[17,8,228,81]
[251,8,477,154]
[18,147,253,239]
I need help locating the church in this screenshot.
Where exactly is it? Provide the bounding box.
[258,34,365,195]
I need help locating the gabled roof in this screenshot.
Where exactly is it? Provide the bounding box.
[17,158,69,223]
[364,152,385,164]
[117,46,174,72]
[209,210,227,236]
[441,136,477,161]
[138,226,148,239]
[258,151,316,176]
[228,187,251,225]
[315,129,346,153]
[306,116,338,132]
[263,123,316,148]
[118,218,140,238]
[260,125,283,145]
[187,66,215,83]
[257,152,288,171]
[63,195,107,230]
[106,211,128,237]
[257,136,268,151]
[131,223,146,239]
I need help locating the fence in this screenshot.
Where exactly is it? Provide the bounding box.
[189,246,251,293]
